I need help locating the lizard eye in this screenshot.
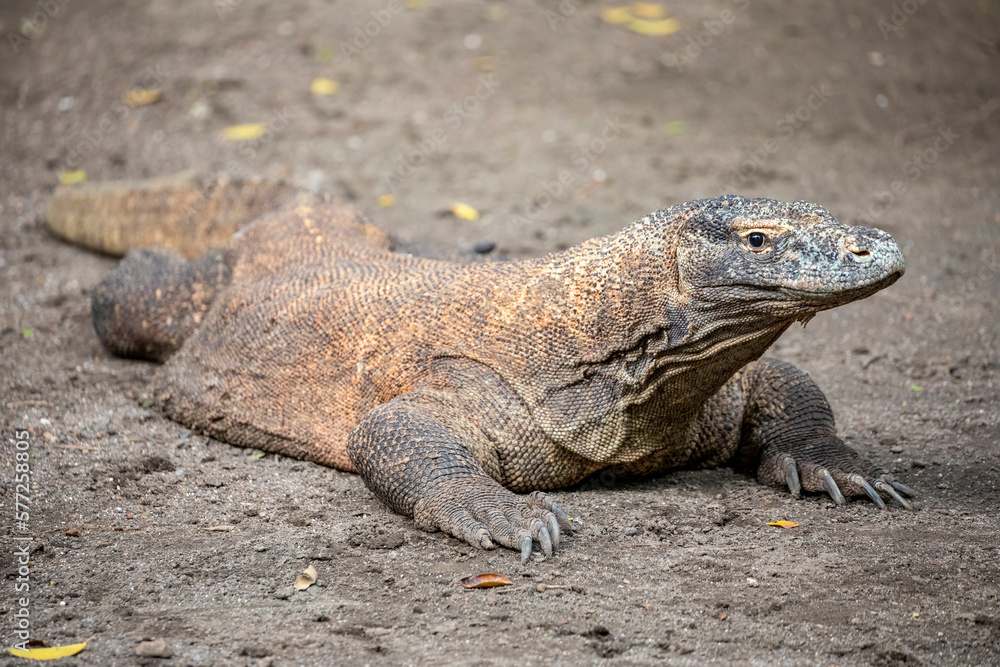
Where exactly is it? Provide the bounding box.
[747,232,766,248]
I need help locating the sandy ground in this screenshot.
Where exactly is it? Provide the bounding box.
[1,1,999,665]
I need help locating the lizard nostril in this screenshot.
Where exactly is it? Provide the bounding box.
[843,236,871,260]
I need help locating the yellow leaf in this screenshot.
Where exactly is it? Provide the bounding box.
[404,0,424,8]
[377,194,396,207]
[294,564,317,590]
[59,170,87,185]
[310,78,339,96]
[450,202,479,221]
[767,521,800,529]
[663,120,685,135]
[125,89,160,106]
[600,6,633,24]
[630,2,665,19]
[474,55,496,72]
[460,573,513,588]
[6,642,87,660]
[222,123,267,141]
[626,17,681,35]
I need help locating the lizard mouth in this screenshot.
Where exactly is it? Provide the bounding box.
[775,268,904,307]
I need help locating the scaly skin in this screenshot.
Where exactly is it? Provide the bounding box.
[60,180,913,562]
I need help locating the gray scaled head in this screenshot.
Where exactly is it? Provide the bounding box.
[675,195,905,319]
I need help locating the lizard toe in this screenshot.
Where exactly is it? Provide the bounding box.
[418,484,569,561]
[758,439,915,510]
[848,474,886,509]
[528,490,573,534]
[875,479,912,509]
[433,504,495,550]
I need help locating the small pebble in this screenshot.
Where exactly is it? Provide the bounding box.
[890,445,904,453]
[473,240,496,254]
[135,639,172,659]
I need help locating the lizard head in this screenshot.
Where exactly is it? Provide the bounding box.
[674,195,905,320]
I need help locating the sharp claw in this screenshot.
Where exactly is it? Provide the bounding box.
[891,480,915,497]
[550,503,573,534]
[782,456,801,498]
[537,526,553,558]
[520,536,532,564]
[546,514,560,550]
[849,474,885,510]
[876,480,912,510]
[820,469,846,506]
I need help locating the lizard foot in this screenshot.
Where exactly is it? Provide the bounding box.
[414,485,572,563]
[758,437,914,509]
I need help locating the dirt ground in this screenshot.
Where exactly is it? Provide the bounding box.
[1,1,998,665]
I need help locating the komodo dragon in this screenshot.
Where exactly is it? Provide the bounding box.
[48,175,913,562]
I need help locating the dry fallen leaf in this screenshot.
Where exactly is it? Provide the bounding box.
[294,564,318,590]
[125,89,161,106]
[310,78,339,95]
[6,641,87,660]
[767,521,800,529]
[450,202,479,221]
[626,18,681,35]
[460,573,513,589]
[600,6,633,24]
[378,194,396,207]
[630,2,666,19]
[59,170,86,185]
[222,123,267,141]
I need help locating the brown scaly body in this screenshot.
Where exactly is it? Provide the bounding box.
[53,177,914,562]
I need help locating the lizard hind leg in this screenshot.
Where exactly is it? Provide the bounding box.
[91,248,231,362]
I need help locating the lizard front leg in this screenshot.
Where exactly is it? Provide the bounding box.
[347,387,571,562]
[728,357,914,508]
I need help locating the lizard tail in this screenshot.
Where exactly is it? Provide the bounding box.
[46,171,305,258]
